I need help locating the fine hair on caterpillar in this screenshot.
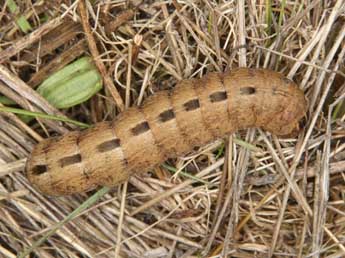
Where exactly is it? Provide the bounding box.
[25,68,307,196]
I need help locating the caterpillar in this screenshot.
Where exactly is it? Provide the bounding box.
[25,68,307,196]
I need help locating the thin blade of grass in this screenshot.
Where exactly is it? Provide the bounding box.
[278,0,287,30]
[18,186,110,258]
[265,0,273,35]
[162,163,209,184]
[0,106,90,128]
[233,137,262,152]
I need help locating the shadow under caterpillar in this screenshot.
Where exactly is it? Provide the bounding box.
[25,68,307,196]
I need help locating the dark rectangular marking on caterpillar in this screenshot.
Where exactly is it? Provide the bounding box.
[97,139,121,152]
[184,99,200,111]
[209,91,227,102]
[32,165,48,175]
[159,109,175,122]
[131,121,150,135]
[240,87,256,95]
[60,154,82,167]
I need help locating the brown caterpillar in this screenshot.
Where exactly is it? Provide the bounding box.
[25,68,307,196]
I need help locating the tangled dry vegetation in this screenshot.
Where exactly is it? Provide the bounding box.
[0,0,345,257]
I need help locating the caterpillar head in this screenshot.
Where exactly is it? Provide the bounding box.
[261,81,307,137]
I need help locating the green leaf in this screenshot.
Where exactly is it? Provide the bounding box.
[7,0,32,33]
[37,57,102,109]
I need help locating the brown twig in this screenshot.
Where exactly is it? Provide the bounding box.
[0,16,63,63]
[78,0,125,111]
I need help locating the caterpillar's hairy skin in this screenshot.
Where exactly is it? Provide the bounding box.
[26,68,307,196]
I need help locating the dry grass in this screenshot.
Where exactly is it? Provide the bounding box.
[0,0,345,257]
